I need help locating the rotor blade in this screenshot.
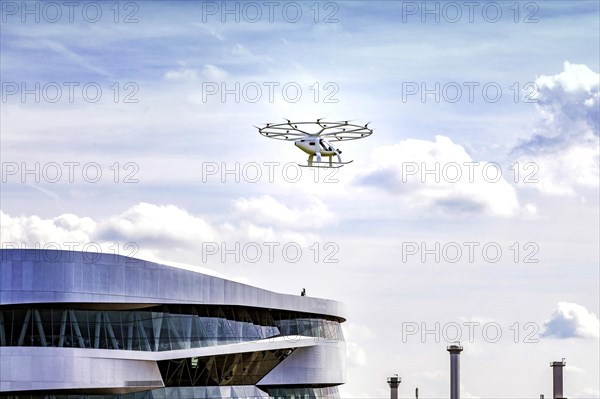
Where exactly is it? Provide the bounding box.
[314,121,356,133]
[258,131,307,141]
[258,120,373,141]
[318,130,373,140]
[261,123,314,135]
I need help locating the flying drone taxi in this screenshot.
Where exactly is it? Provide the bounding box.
[256,119,373,168]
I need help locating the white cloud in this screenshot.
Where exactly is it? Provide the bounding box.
[145,257,228,279]
[536,62,599,98]
[346,341,367,367]
[232,194,336,229]
[0,207,236,279]
[357,136,520,217]
[202,64,228,80]
[514,62,599,196]
[342,322,372,367]
[53,213,97,233]
[542,302,600,339]
[0,210,95,245]
[97,202,216,246]
[164,68,199,81]
[527,144,599,196]
[1,196,332,264]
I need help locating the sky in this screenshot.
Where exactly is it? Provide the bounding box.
[1,1,599,397]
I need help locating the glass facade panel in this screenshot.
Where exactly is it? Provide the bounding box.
[0,386,340,399]
[0,305,344,351]
[157,349,294,387]
[261,387,341,399]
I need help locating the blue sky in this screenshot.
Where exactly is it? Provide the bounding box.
[1,1,599,397]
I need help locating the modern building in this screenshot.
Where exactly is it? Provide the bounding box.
[0,249,346,398]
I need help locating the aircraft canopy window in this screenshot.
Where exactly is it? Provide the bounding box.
[320,140,332,151]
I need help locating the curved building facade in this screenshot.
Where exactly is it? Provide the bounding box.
[0,249,346,398]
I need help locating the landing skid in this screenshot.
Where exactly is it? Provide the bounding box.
[298,160,353,168]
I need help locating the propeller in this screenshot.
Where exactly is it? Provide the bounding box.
[257,119,373,141]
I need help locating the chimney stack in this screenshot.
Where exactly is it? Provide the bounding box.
[447,343,463,399]
[387,374,401,399]
[550,359,566,399]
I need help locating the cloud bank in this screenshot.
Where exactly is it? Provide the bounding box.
[356,135,520,217]
[542,302,600,339]
[513,62,599,196]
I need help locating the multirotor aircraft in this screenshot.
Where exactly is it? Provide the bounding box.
[256,119,373,168]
